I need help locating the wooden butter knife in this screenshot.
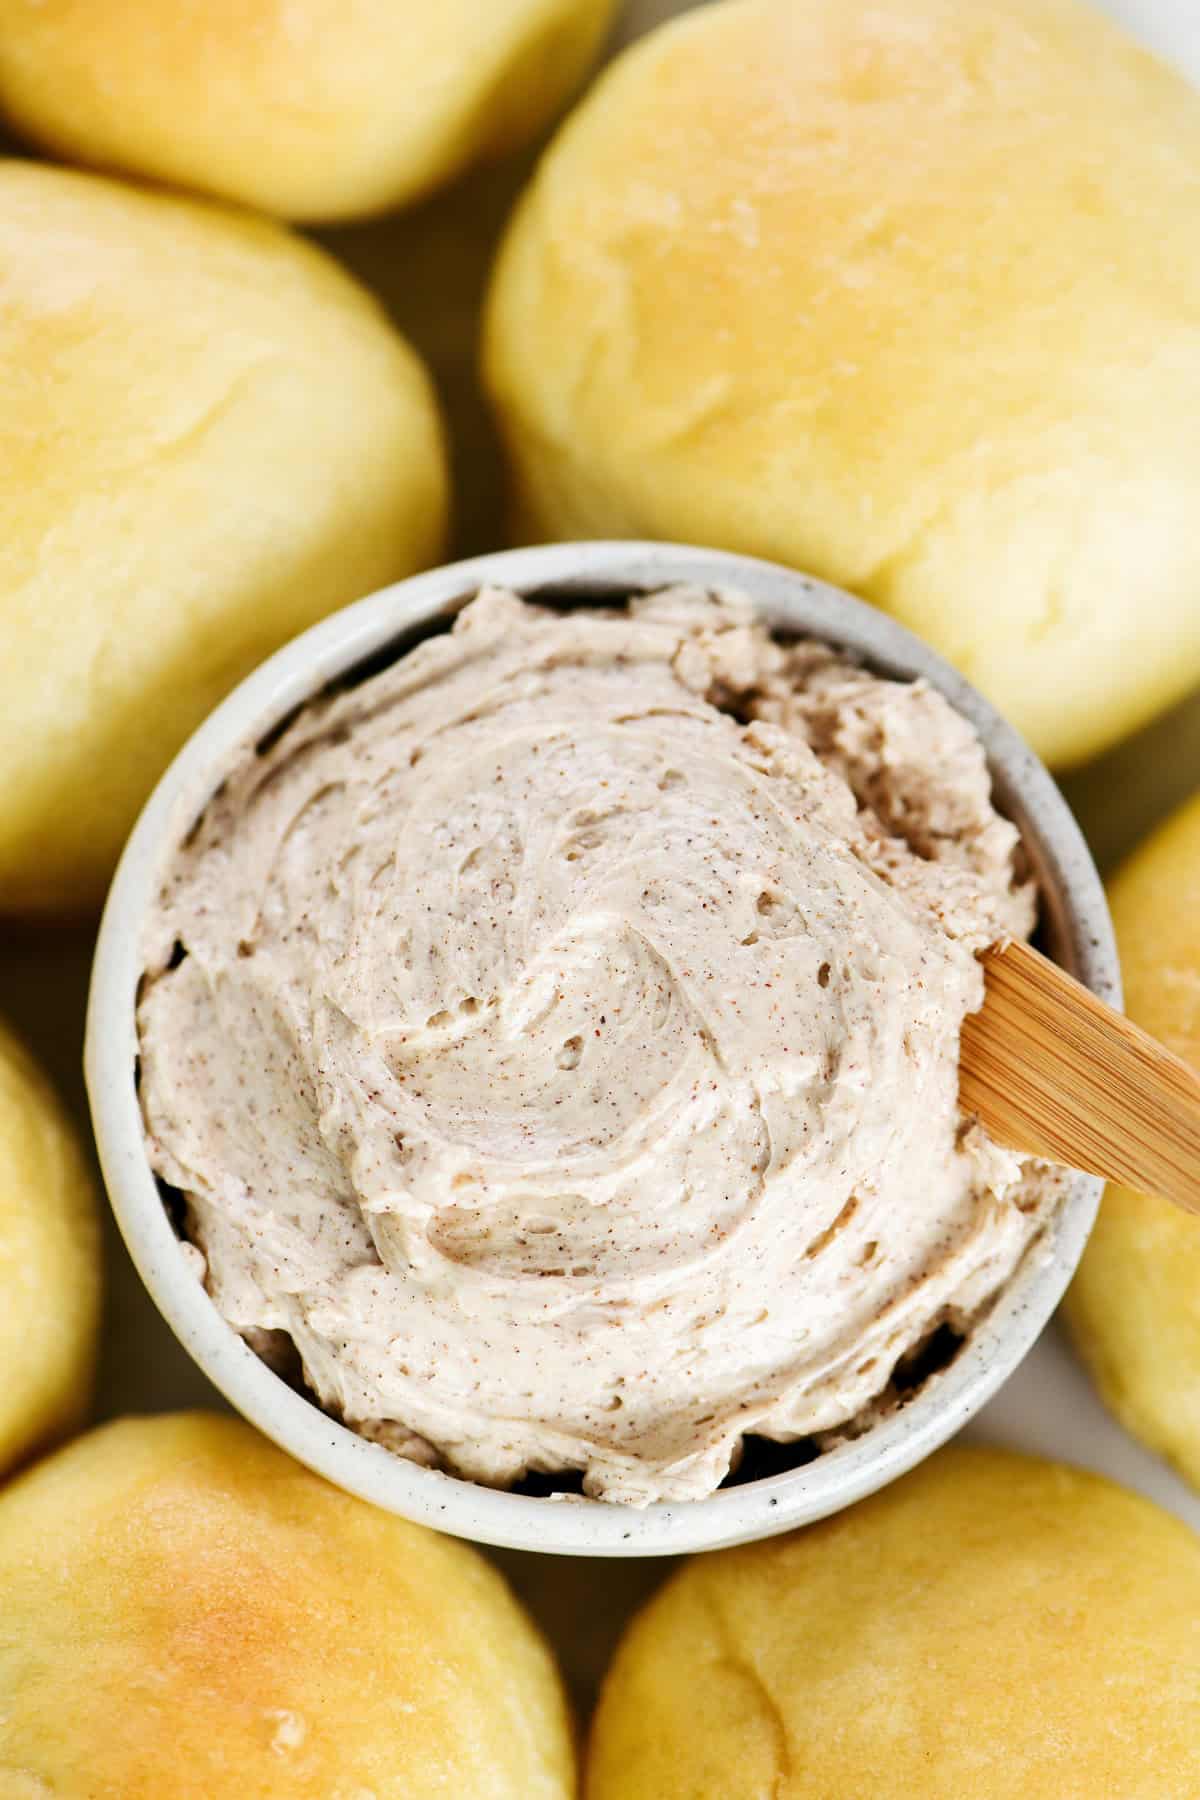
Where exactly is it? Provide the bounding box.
[960,938,1200,1216]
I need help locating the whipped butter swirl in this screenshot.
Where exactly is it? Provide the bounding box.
[138,588,1059,1504]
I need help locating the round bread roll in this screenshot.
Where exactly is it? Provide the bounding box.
[0,0,617,223]
[588,1445,1200,1798]
[0,160,447,915]
[485,0,1200,769]
[1065,792,1200,1490]
[0,1020,100,1477]
[0,1412,575,1798]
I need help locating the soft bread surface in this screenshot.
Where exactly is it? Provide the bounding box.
[587,1444,1200,1798]
[1066,791,1200,1491]
[0,0,617,221]
[0,160,447,914]
[0,1413,576,1799]
[485,0,1200,768]
[0,1021,100,1477]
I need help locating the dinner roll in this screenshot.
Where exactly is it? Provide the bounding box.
[1065,791,1200,1491]
[0,1020,100,1477]
[588,1445,1200,1798]
[0,1413,575,1798]
[485,0,1200,768]
[0,0,617,222]
[0,160,447,915]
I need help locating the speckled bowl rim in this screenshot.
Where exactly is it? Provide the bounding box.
[85,542,1119,1557]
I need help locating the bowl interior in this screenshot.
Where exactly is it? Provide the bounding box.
[85,541,1118,1555]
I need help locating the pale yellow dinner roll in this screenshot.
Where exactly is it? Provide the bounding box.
[0,0,617,222]
[0,160,447,915]
[485,0,1200,768]
[0,1020,100,1477]
[0,1413,575,1798]
[1065,791,1200,1491]
[588,1445,1200,1799]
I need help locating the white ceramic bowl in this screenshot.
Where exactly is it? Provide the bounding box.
[85,542,1118,1556]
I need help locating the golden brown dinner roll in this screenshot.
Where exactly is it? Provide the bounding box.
[0,0,617,222]
[0,160,447,915]
[589,1446,1200,1799]
[0,1020,100,1477]
[0,1412,575,1798]
[485,0,1200,768]
[1065,791,1200,1491]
